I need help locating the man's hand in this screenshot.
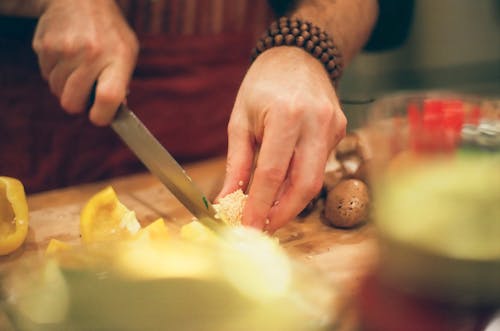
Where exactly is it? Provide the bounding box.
[217,47,346,232]
[218,0,378,232]
[32,0,138,125]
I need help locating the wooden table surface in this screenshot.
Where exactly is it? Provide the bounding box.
[0,156,379,330]
[2,156,378,288]
[3,156,496,331]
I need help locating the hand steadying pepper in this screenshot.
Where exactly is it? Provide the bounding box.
[216,47,346,232]
[215,0,378,231]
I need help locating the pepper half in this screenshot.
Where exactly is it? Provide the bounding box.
[0,176,29,255]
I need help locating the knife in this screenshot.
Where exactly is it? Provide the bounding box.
[88,89,220,231]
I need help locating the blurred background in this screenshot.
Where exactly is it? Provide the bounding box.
[0,0,499,192]
[340,0,500,130]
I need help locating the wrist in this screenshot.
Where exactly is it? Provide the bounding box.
[251,17,343,86]
[253,46,327,75]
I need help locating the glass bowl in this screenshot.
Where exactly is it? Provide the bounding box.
[357,91,500,306]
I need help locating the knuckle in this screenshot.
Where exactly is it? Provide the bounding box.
[305,97,334,124]
[31,38,42,53]
[129,35,140,57]
[58,37,80,57]
[272,102,306,127]
[90,113,112,127]
[114,44,127,57]
[317,101,335,121]
[337,110,347,130]
[115,40,137,60]
[285,101,307,119]
[97,85,124,106]
[227,116,249,139]
[315,101,346,147]
[60,96,83,114]
[60,35,100,58]
[128,45,139,61]
[227,119,242,136]
[34,38,56,54]
[81,39,102,61]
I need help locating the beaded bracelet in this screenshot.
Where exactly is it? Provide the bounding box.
[251,17,343,85]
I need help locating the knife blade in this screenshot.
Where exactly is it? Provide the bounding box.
[110,103,220,231]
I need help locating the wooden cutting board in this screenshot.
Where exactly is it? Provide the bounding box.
[0,156,378,292]
[0,156,379,330]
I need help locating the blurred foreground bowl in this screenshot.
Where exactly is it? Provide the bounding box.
[0,227,337,331]
[359,91,500,306]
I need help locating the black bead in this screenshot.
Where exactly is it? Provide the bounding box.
[313,46,322,57]
[296,35,305,47]
[264,36,273,48]
[301,30,311,40]
[251,17,343,85]
[256,40,265,52]
[320,52,330,63]
[285,34,295,45]
[305,40,314,52]
[274,34,284,46]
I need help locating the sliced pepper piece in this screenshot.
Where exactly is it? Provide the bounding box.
[45,239,72,255]
[80,186,140,244]
[134,218,169,242]
[0,176,29,255]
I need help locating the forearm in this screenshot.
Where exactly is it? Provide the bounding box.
[0,0,48,17]
[288,0,379,65]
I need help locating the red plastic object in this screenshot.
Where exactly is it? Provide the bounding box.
[407,98,465,153]
[467,106,482,126]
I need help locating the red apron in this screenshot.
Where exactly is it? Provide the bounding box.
[0,0,272,193]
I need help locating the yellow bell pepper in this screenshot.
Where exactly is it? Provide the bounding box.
[134,218,169,242]
[0,176,29,255]
[80,186,141,243]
